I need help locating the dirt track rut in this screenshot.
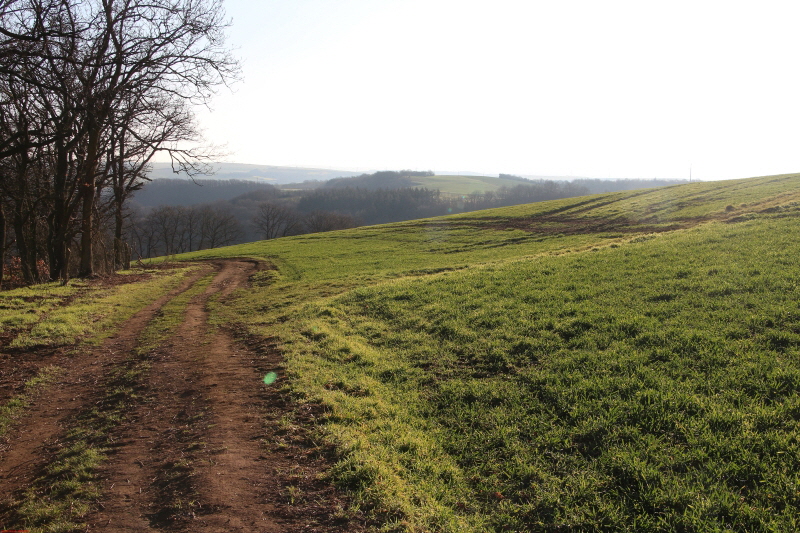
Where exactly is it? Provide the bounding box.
[0,265,214,503]
[89,260,281,532]
[0,260,364,533]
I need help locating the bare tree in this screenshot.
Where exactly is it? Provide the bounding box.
[0,0,240,280]
[127,205,158,259]
[304,211,358,233]
[252,203,302,240]
[104,78,214,267]
[201,207,242,249]
[73,0,239,276]
[126,204,243,259]
[150,205,184,256]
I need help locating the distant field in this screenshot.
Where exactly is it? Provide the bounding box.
[175,174,800,532]
[409,174,528,195]
[146,161,360,185]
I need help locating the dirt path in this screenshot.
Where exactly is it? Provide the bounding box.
[87,260,363,532]
[0,264,214,502]
[1,260,365,532]
[87,260,279,532]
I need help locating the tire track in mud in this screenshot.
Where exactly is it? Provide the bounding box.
[88,260,294,532]
[0,265,214,511]
[2,260,365,532]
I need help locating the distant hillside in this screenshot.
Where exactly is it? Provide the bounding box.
[146,162,361,185]
[175,173,800,533]
[573,177,691,194]
[132,171,568,209]
[409,174,543,195]
[323,170,434,190]
[285,172,690,196]
[126,173,593,258]
[414,175,691,196]
[286,171,575,195]
[145,162,691,196]
[131,178,278,208]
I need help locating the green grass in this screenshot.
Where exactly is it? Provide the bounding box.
[0,267,200,348]
[294,217,800,531]
[173,173,800,531]
[409,175,529,195]
[0,366,61,438]
[0,284,85,331]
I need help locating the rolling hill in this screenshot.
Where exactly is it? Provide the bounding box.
[408,174,533,195]
[146,161,361,185]
[174,173,800,532]
[3,173,799,531]
[135,165,689,211]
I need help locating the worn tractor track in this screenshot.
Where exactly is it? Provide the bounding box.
[1,260,365,533]
[0,265,214,505]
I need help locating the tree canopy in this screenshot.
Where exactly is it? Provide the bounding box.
[0,0,239,282]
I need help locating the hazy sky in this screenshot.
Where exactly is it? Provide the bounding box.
[193,0,800,180]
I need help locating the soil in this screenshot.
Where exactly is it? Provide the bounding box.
[0,260,367,532]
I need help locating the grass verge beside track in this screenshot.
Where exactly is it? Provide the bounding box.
[165,174,800,531]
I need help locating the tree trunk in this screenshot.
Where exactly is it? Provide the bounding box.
[0,205,5,289]
[48,138,73,281]
[48,230,70,282]
[78,127,100,278]
[111,129,125,271]
[113,205,124,270]
[78,180,95,277]
[12,203,36,284]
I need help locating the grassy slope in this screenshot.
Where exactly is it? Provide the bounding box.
[409,175,525,195]
[176,174,800,532]
[0,267,199,348]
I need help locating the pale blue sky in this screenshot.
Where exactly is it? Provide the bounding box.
[192,0,800,180]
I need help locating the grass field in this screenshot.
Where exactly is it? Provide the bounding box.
[160,174,800,531]
[409,174,528,195]
[0,266,197,349]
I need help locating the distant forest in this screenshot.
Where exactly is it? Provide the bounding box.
[127,171,689,259]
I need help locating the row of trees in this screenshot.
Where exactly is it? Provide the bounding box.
[125,202,357,259]
[296,187,444,225]
[456,181,591,211]
[121,177,596,260]
[128,205,243,258]
[0,0,238,284]
[252,204,356,239]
